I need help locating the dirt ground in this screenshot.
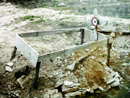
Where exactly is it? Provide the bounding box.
[0,2,130,98]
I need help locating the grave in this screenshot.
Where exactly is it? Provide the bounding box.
[10,9,113,89]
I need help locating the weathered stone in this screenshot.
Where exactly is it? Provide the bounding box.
[85,48,89,52]
[99,86,104,91]
[63,81,80,88]
[111,32,116,38]
[57,2,65,7]
[80,87,91,94]
[6,62,13,67]
[64,81,73,87]
[62,85,78,94]
[105,67,113,73]
[91,83,99,90]
[5,66,13,72]
[66,62,75,71]
[47,89,58,95]
[91,56,96,59]
[51,92,62,98]
[55,79,63,88]
[122,63,130,67]
[16,75,30,89]
[90,88,94,93]
[43,93,49,98]
[43,89,59,98]
[65,91,81,98]
[111,78,120,87]
[107,78,115,84]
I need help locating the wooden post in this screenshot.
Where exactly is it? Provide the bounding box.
[80,28,84,45]
[10,47,17,61]
[107,37,111,67]
[33,62,41,89]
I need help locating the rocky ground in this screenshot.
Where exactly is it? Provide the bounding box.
[0,1,130,98]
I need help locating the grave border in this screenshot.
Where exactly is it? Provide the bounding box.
[11,27,113,88]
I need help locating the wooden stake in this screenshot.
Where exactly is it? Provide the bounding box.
[10,47,17,61]
[80,28,84,45]
[33,62,41,89]
[107,37,111,67]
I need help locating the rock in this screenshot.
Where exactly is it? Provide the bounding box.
[51,92,62,98]
[102,61,107,66]
[63,81,80,88]
[65,91,81,98]
[122,63,130,67]
[91,83,99,90]
[64,81,73,87]
[16,75,30,89]
[79,87,92,94]
[90,89,94,93]
[66,61,75,71]
[5,66,13,72]
[48,89,58,95]
[85,48,89,52]
[62,85,78,94]
[107,78,115,84]
[111,32,116,38]
[6,62,13,66]
[107,71,121,87]
[43,93,49,98]
[99,86,104,91]
[55,79,63,88]
[43,89,59,98]
[91,56,96,59]
[111,78,120,87]
[105,67,113,73]
[57,2,65,7]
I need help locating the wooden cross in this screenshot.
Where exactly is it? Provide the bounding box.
[86,8,107,41]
